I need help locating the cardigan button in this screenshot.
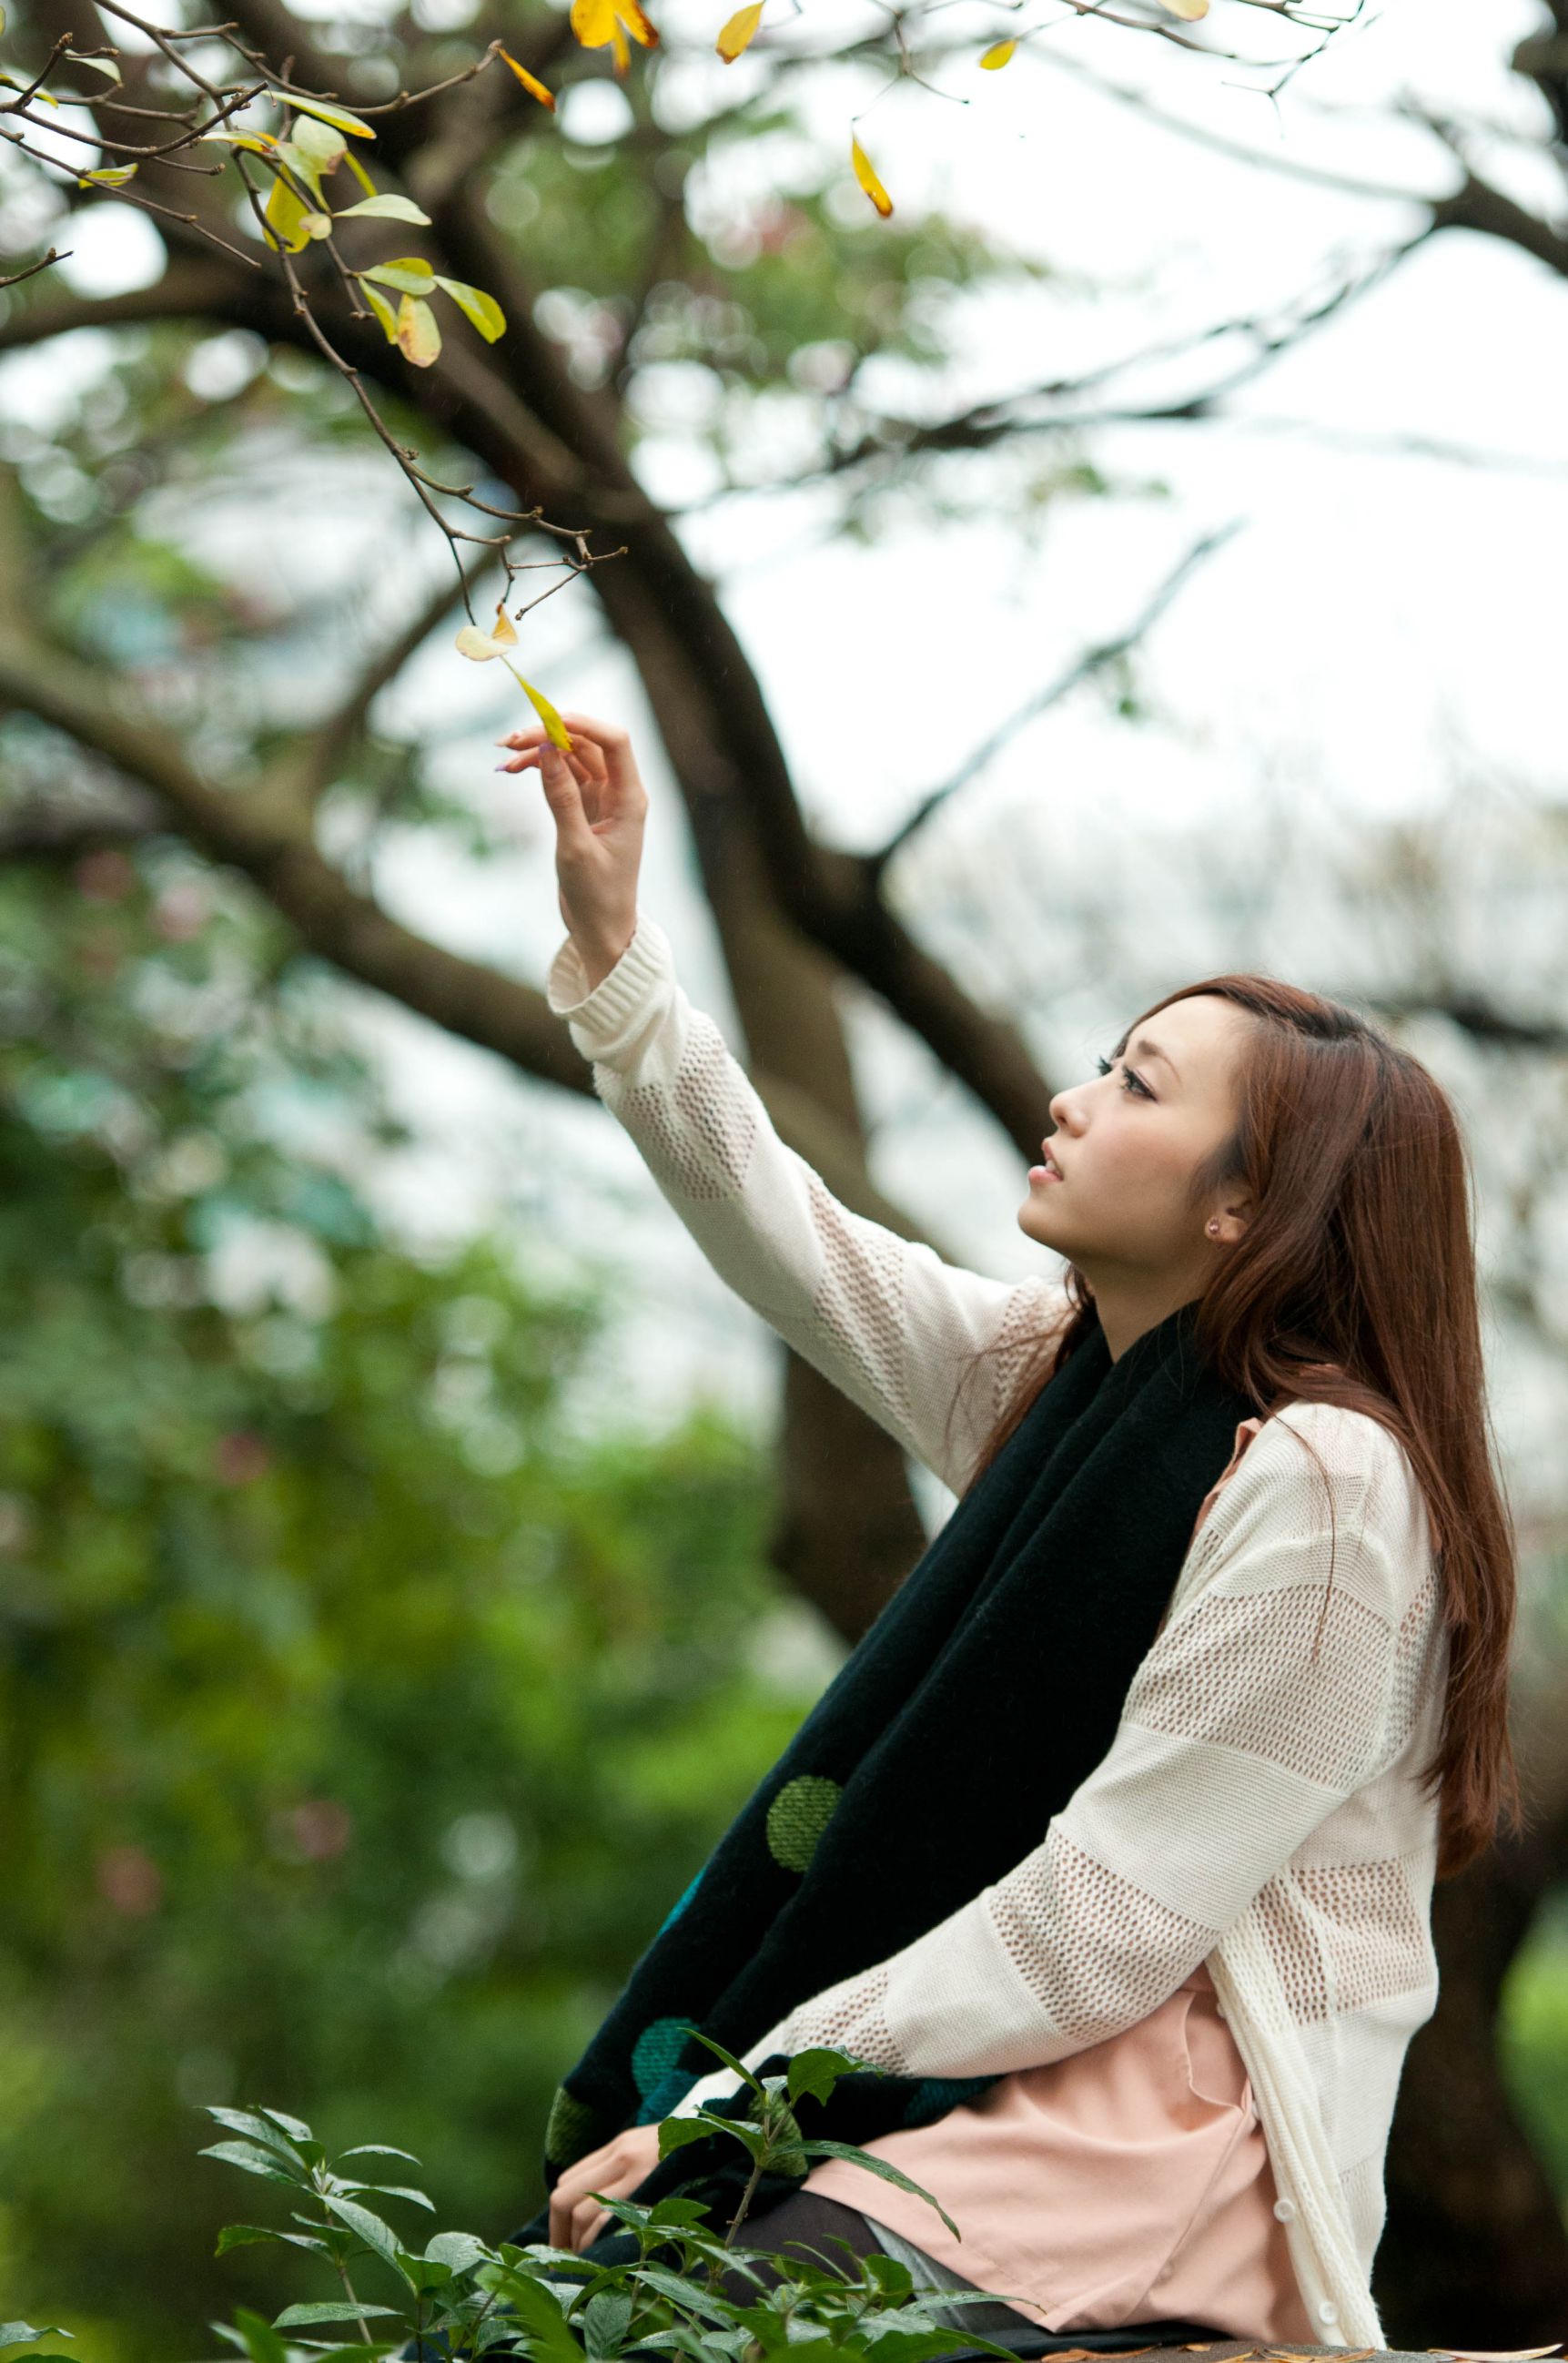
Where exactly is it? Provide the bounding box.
[1317,2300,1340,2325]
[1272,2197,1296,2222]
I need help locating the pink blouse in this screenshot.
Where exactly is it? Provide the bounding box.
[802,1415,1317,2345]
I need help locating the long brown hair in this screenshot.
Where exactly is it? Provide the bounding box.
[958,973,1520,1881]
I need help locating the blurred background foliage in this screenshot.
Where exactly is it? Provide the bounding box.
[0,844,830,2358]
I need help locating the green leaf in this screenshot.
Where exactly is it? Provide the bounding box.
[272,139,324,202]
[581,2293,632,2358]
[684,2031,760,2091]
[321,2195,414,2284]
[432,276,506,341]
[217,2224,335,2258]
[214,2308,289,2363]
[258,2106,316,2143]
[205,2107,305,2163]
[655,2116,715,2157]
[340,2144,421,2164]
[349,2183,434,2210]
[424,2230,491,2271]
[798,2142,961,2242]
[392,2252,452,2295]
[269,89,375,137]
[359,282,399,344]
[342,147,378,197]
[199,2140,303,2187]
[290,113,346,169]
[65,49,122,81]
[645,2196,713,2230]
[272,2305,402,2328]
[622,2270,740,2326]
[361,259,435,296]
[784,2048,867,2109]
[78,163,137,187]
[475,2275,582,2363]
[336,195,430,225]
[1,2332,73,2351]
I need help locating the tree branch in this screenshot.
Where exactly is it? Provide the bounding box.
[873,520,1243,871]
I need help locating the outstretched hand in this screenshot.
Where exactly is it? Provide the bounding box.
[497,715,647,989]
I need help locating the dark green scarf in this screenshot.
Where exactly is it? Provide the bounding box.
[515,1295,1257,2244]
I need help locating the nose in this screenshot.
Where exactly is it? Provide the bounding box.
[1047,1084,1086,1134]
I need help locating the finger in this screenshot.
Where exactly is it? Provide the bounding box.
[552,716,641,797]
[572,2191,612,2252]
[535,749,602,853]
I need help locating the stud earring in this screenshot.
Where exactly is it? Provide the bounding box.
[1207,1220,1221,1237]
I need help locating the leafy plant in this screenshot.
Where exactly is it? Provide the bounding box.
[170,2057,1029,2363]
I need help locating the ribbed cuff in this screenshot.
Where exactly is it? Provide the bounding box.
[544,910,671,1041]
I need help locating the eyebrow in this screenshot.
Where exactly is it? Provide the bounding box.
[1121,1034,1181,1082]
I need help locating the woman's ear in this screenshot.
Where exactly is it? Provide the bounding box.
[1205,1197,1253,1246]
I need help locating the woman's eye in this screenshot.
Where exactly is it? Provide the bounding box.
[1096,1053,1152,1100]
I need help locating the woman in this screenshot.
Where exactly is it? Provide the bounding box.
[500,715,1519,2351]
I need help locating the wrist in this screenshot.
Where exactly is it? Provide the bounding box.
[575,917,638,992]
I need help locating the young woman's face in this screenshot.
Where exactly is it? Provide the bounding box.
[1018,992,1256,1277]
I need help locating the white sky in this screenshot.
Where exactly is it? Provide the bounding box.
[8,0,1568,1516]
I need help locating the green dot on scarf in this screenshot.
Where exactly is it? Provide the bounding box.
[765,1774,842,1873]
[632,2013,693,2096]
[544,2083,598,2167]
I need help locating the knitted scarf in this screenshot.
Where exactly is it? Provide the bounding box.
[514,1294,1259,2246]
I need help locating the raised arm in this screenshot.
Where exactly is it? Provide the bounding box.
[505,713,1065,1497]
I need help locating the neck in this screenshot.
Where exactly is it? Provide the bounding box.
[1085,1268,1208,1364]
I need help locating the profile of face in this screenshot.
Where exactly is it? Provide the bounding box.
[1019,991,1258,1287]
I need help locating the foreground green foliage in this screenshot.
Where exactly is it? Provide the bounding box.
[5,2058,1026,2363]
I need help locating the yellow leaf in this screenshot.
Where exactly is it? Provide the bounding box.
[455,624,502,661]
[716,3,762,59]
[303,210,333,239]
[508,666,573,751]
[570,0,658,73]
[499,46,556,108]
[850,134,893,219]
[1156,0,1209,15]
[395,293,442,367]
[489,602,519,648]
[361,282,400,344]
[979,37,1016,66]
[263,172,312,252]
[273,89,375,137]
[434,275,507,342]
[203,129,280,155]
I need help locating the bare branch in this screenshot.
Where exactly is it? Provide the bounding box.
[874,520,1242,870]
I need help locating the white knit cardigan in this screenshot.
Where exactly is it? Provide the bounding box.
[545,910,1450,2351]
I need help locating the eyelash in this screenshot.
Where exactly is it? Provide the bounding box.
[1096,1053,1155,1100]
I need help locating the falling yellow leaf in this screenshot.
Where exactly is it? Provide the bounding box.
[570,0,659,72]
[716,3,763,59]
[499,46,556,108]
[850,133,893,219]
[979,38,1017,66]
[514,673,573,751]
[1156,0,1209,15]
[395,293,442,366]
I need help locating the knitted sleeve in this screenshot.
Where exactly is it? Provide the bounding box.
[545,911,1066,1496]
[671,1401,1435,2113]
